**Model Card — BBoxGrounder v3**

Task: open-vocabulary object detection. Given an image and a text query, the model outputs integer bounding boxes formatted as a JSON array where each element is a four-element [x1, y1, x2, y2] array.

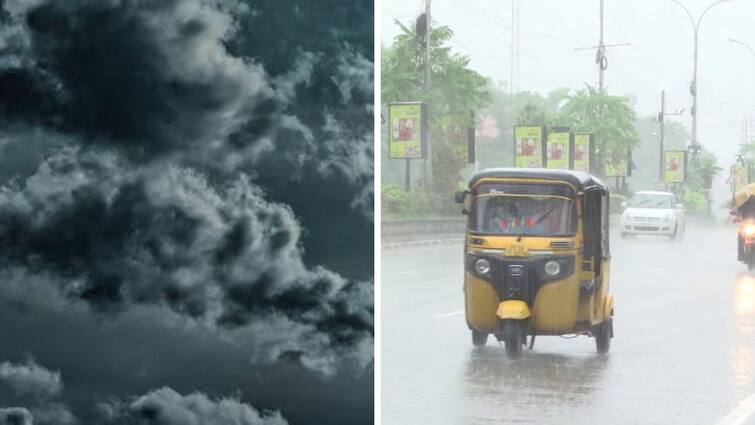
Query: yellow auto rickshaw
[[732, 183, 755, 270], [454, 168, 614, 358]]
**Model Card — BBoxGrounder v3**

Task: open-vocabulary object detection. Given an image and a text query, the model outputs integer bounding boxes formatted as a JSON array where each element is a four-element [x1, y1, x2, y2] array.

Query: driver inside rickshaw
[[486, 198, 547, 235]]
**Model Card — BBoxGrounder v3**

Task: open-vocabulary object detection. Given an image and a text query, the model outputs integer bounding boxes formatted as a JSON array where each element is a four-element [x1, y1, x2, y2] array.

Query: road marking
[[433, 310, 464, 319], [382, 271, 419, 279], [714, 393, 755, 425]]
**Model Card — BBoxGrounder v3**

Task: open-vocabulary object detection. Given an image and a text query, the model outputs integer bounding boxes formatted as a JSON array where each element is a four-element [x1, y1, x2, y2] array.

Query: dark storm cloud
[[30, 404, 77, 425], [0, 408, 33, 425], [0, 147, 372, 372], [0, 0, 373, 422], [100, 387, 288, 425], [8, 0, 278, 155], [0, 360, 62, 398]]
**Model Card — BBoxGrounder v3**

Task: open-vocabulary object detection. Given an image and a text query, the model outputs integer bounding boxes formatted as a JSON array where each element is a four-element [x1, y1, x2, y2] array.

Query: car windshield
[[472, 191, 576, 237], [629, 194, 673, 209]]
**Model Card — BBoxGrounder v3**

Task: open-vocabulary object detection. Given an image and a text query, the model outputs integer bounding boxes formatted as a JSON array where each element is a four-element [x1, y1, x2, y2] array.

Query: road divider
[[383, 238, 464, 250]]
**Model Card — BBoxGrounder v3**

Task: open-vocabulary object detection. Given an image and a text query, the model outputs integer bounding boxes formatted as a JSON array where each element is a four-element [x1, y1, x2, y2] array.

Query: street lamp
[[670, 0, 733, 156], [728, 38, 755, 61]]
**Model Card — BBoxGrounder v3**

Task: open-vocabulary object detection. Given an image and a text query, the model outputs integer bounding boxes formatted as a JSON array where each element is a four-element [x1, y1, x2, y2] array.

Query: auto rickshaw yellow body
[[456, 169, 614, 358]]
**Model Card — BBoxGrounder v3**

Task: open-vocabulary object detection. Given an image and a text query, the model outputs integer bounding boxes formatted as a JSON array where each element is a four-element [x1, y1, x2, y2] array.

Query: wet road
[[381, 222, 755, 424]]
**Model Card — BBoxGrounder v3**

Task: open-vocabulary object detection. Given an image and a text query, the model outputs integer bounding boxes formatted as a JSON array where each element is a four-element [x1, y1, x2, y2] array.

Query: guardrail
[[381, 217, 466, 237]]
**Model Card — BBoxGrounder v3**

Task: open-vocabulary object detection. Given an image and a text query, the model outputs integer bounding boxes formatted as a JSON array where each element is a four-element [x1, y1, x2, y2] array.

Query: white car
[[620, 191, 685, 239]]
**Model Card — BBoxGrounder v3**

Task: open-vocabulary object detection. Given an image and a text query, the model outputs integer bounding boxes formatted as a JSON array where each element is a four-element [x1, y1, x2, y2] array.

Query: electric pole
[[670, 0, 732, 158], [599, 0, 605, 90], [574, 0, 629, 90], [659, 90, 665, 182], [657, 92, 684, 184], [424, 0, 433, 191]]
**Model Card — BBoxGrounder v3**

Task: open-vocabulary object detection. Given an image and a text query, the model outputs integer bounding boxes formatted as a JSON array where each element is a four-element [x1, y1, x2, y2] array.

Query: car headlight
[[544, 260, 561, 276], [623, 213, 633, 221], [474, 258, 491, 275]]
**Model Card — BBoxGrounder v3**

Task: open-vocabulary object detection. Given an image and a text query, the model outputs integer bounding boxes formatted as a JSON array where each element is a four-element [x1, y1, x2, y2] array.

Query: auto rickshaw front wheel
[[501, 319, 525, 359], [472, 329, 488, 347], [594, 319, 613, 354]]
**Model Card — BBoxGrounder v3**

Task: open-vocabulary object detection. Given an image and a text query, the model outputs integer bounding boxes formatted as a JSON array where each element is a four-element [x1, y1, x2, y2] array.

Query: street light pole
[[728, 38, 755, 61], [670, 0, 732, 156]]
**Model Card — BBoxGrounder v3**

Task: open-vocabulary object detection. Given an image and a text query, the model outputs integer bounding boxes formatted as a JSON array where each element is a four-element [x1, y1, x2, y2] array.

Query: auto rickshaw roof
[[469, 168, 608, 193], [734, 183, 755, 208]]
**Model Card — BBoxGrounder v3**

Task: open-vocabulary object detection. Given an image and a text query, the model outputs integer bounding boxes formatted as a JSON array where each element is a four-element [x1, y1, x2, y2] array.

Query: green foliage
[[381, 20, 491, 197], [559, 86, 641, 173], [684, 190, 710, 215], [381, 22, 490, 116], [381, 184, 457, 218]]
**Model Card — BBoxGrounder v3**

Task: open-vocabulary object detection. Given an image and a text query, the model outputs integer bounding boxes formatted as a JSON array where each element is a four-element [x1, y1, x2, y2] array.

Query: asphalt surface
[[381, 222, 755, 425]]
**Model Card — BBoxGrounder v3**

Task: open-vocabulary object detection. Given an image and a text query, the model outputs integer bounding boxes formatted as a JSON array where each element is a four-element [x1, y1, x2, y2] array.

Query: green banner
[[546, 130, 570, 169], [573, 133, 591, 172], [514, 126, 544, 168], [388, 102, 425, 159], [663, 151, 687, 183], [604, 152, 629, 177]]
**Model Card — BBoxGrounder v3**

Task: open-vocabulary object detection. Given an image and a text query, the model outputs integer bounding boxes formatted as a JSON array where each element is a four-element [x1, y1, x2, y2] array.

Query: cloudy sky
[[0, 0, 373, 423], [382, 0, 755, 200]]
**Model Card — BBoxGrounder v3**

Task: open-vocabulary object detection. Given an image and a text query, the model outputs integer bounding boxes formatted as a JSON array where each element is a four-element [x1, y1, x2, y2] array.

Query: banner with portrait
[[388, 102, 427, 159], [573, 133, 592, 173], [604, 149, 631, 177], [545, 129, 571, 169], [514, 126, 544, 168], [663, 150, 687, 183]]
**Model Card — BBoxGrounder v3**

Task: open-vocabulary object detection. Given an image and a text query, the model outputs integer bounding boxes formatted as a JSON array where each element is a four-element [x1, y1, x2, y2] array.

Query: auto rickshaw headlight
[[474, 258, 491, 275], [744, 224, 755, 236], [544, 260, 561, 276]]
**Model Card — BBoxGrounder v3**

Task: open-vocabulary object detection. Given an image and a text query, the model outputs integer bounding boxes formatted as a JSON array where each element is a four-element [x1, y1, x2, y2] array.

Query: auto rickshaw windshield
[[471, 191, 577, 236]]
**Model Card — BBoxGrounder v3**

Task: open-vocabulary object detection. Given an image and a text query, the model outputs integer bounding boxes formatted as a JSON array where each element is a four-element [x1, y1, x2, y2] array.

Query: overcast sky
[[382, 0, 755, 195]]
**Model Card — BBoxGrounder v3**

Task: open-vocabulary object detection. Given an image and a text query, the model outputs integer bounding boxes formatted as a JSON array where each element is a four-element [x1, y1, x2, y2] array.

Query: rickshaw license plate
[[507, 246, 529, 257]]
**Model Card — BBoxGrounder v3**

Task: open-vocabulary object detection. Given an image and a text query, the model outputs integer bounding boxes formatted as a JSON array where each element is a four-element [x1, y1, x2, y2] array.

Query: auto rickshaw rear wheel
[[594, 319, 612, 354], [502, 319, 524, 359], [472, 329, 488, 347]]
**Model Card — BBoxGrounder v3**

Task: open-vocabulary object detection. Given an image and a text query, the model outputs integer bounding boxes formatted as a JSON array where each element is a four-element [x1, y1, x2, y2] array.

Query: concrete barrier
[[381, 218, 465, 238]]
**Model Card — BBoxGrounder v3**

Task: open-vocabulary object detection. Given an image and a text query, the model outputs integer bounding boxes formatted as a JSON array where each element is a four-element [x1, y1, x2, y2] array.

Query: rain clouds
[[0, 0, 373, 423]]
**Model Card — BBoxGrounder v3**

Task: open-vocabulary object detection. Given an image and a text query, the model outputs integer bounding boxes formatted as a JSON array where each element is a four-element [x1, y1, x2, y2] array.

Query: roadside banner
[[573, 133, 593, 172], [663, 150, 687, 183], [388, 102, 427, 159], [514, 126, 545, 168], [546, 128, 571, 169], [604, 149, 631, 177]]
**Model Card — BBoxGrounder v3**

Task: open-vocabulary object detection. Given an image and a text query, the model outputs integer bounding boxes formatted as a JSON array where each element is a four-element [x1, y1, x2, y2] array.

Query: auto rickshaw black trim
[[456, 168, 614, 359]]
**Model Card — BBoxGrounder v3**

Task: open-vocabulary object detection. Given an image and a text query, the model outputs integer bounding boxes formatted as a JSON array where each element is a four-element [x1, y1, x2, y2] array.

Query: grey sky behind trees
[[382, 0, 755, 204]]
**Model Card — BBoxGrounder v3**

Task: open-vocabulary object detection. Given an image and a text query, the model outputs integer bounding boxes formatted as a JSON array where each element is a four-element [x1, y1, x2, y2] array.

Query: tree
[[382, 20, 490, 195], [559, 86, 640, 175]]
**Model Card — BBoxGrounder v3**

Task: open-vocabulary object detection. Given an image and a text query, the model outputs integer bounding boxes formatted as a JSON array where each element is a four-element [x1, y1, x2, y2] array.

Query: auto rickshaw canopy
[[468, 168, 608, 194], [734, 183, 755, 209]]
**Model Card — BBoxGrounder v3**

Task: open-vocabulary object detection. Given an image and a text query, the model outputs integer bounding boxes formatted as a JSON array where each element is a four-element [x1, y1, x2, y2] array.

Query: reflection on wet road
[[382, 223, 755, 424]]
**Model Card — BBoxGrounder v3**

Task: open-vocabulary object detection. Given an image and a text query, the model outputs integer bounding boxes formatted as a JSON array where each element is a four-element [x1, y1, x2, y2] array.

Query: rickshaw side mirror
[[454, 191, 468, 204], [730, 209, 738, 216]]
